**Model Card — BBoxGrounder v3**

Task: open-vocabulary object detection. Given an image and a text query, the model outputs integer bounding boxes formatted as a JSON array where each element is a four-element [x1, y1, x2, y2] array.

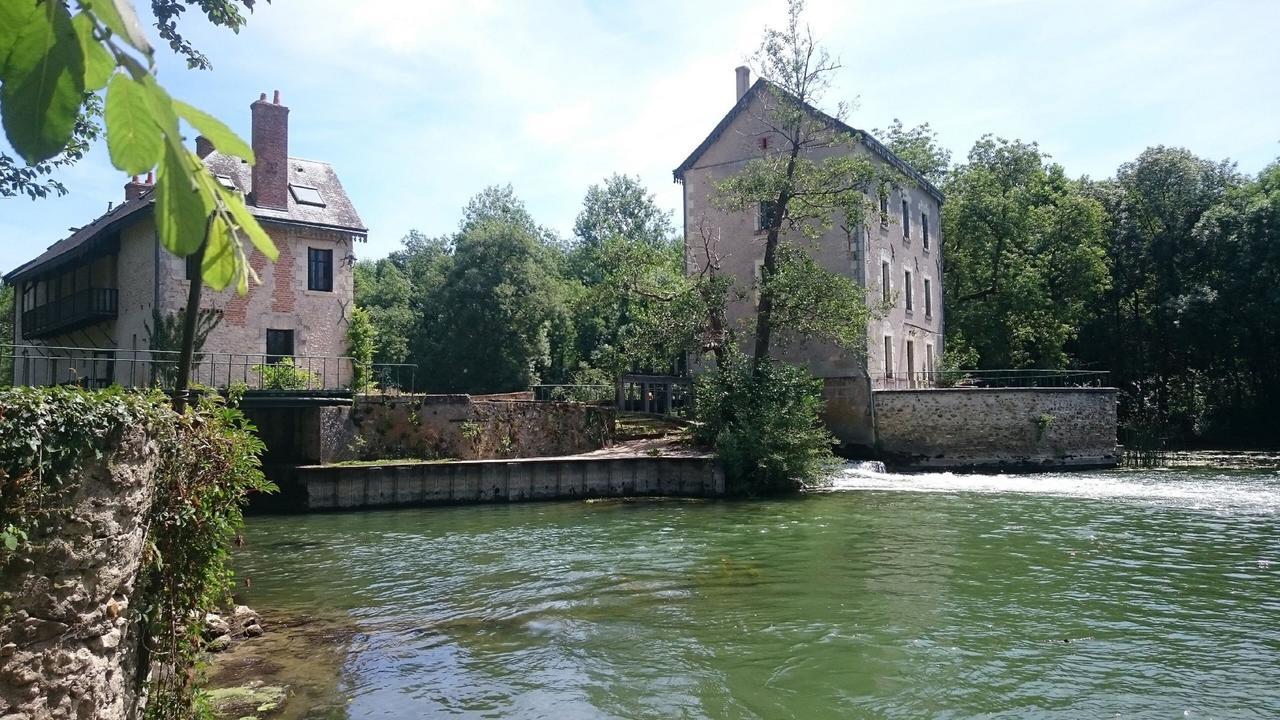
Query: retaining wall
[[0, 428, 156, 720], [269, 456, 725, 511], [243, 395, 613, 465], [873, 387, 1119, 470]]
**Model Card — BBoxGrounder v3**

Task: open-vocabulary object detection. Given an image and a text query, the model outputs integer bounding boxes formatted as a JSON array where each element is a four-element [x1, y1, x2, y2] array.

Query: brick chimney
[[735, 66, 750, 100], [195, 135, 215, 159], [124, 172, 152, 202], [249, 90, 289, 209]]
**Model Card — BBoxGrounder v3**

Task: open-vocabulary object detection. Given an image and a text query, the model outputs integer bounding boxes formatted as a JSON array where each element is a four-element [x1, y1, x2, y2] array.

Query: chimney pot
[[145, 170, 153, 184], [273, 90, 281, 104], [259, 92, 267, 102], [735, 66, 750, 100]]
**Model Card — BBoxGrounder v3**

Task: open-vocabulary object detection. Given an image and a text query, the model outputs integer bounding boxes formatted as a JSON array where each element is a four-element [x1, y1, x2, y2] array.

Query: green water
[[234, 463, 1280, 719]]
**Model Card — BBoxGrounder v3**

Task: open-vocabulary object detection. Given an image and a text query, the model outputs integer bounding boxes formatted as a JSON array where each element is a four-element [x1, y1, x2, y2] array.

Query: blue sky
[[3, 0, 1278, 274]]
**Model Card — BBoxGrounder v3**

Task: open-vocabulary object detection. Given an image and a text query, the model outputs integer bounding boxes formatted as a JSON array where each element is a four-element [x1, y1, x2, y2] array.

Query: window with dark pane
[[308, 247, 333, 292]]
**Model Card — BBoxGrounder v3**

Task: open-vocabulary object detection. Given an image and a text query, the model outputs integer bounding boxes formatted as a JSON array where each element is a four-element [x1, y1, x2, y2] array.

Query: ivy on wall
[[0, 386, 273, 719]]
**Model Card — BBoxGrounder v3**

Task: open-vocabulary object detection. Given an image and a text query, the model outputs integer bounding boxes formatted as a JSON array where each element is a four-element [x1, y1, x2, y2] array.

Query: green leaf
[[71, 12, 114, 91], [156, 144, 213, 257], [201, 214, 237, 291], [0, 0, 39, 78], [83, 0, 153, 57], [4, 533, 17, 551], [105, 73, 162, 175], [0, 2, 86, 164], [174, 99, 254, 162], [218, 184, 278, 261]]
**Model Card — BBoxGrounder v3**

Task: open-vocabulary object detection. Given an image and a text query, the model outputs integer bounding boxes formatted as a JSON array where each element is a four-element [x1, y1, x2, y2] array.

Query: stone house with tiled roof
[[675, 68, 945, 449], [4, 91, 366, 389]]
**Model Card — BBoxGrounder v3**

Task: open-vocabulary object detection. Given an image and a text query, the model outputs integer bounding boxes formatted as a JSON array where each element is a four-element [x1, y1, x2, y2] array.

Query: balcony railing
[[21, 288, 118, 339]]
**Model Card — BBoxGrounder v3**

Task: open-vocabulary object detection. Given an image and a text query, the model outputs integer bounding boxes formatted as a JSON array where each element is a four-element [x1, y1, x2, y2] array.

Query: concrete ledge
[[258, 455, 725, 511]]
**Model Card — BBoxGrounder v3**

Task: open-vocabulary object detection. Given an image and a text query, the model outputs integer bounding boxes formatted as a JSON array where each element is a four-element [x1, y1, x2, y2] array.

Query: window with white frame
[[924, 277, 932, 317], [881, 260, 891, 304], [904, 269, 914, 312]]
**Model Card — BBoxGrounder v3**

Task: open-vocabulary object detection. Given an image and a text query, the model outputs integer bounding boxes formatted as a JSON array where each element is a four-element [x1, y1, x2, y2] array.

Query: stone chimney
[[249, 90, 289, 210], [195, 135, 215, 159], [735, 66, 750, 100], [123, 172, 152, 202]]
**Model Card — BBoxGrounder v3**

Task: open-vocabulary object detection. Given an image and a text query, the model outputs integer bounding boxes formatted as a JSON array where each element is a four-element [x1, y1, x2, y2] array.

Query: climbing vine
[[0, 386, 273, 719]]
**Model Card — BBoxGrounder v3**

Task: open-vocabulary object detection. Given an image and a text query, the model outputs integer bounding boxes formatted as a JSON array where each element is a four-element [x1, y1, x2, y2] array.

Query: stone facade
[[0, 427, 158, 720], [872, 388, 1119, 470], [677, 70, 944, 447]]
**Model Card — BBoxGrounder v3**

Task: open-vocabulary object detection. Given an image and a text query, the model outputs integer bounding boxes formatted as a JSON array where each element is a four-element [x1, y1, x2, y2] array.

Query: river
[[232, 460, 1280, 719]]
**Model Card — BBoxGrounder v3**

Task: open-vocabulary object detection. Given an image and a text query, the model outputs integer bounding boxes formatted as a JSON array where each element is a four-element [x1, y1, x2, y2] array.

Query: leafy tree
[[353, 258, 416, 365], [713, 0, 890, 374], [941, 136, 1109, 368], [566, 174, 684, 377], [425, 196, 562, 393], [346, 305, 375, 392], [697, 0, 896, 492], [875, 118, 951, 184], [1076, 146, 1240, 433]]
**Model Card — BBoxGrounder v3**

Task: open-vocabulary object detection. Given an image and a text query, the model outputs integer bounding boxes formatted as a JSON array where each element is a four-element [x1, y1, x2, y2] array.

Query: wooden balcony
[[21, 288, 118, 339]]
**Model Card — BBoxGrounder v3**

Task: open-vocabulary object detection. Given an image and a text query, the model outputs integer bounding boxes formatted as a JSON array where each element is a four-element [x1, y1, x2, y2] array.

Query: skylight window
[[289, 184, 325, 207], [215, 175, 237, 190]]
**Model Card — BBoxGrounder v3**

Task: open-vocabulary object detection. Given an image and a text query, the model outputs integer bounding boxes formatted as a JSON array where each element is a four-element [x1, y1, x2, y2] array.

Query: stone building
[[674, 68, 945, 448], [4, 91, 366, 389]]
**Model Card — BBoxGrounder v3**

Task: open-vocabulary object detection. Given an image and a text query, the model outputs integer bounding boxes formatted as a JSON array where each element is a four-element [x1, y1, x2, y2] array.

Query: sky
[[3, 0, 1279, 274]]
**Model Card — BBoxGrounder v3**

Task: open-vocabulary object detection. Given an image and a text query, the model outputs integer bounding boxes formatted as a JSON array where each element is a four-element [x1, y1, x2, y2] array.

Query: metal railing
[[872, 368, 1111, 390], [531, 384, 614, 403], [618, 374, 694, 417], [3, 343, 416, 393]]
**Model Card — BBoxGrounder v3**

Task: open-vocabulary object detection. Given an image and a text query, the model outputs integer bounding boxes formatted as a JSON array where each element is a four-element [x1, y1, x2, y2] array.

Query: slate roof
[[5, 152, 366, 284], [673, 78, 945, 203]]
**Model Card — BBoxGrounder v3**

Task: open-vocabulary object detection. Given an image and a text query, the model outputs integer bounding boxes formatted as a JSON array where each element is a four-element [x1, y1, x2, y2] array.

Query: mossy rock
[[207, 680, 288, 718]]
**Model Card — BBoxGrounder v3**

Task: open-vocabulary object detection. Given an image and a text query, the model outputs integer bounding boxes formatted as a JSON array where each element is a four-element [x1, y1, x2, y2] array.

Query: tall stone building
[[5, 91, 366, 389], [674, 68, 944, 448]]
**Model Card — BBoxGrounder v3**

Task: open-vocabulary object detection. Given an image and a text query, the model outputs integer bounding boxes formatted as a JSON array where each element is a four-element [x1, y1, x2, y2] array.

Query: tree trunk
[[171, 241, 207, 413]]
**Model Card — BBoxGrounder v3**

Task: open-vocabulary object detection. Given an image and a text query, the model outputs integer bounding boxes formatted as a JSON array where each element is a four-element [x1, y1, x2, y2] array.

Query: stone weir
[[257, 455, 726, 512]]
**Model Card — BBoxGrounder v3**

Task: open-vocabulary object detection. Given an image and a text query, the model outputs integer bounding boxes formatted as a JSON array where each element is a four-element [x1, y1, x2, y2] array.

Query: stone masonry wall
[[345, 396, 614, 462], [0, 427, 158, 720], [873, 388, 1118, 470]]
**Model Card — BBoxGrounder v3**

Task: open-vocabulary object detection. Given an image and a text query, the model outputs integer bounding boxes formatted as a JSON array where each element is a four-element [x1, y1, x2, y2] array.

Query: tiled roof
[[672, 78, 945, 203], [5, 153, 366, 283], [203, 151, 367, 234]]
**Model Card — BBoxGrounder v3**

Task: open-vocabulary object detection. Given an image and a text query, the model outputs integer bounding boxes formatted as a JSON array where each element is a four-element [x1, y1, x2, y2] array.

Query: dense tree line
[[880, 123, 1280, 446]]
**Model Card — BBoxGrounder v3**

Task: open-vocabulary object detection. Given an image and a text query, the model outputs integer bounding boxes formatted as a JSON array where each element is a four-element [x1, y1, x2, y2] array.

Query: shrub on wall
[[0, 386, 273, 719]]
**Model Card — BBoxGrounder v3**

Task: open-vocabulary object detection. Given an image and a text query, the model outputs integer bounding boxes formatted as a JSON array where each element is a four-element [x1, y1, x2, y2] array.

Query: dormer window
[[290, 184, 325, 207]]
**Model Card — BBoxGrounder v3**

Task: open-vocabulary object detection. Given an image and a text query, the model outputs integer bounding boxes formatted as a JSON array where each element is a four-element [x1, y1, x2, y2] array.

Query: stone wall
[[0, 428, 157, 720], [346, 395, 613, 462], [872, 388, 1119, 470], [242, 395, 614, 466]]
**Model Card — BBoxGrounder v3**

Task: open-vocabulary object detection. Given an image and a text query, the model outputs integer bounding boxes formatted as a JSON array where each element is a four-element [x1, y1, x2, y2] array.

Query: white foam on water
[[828, 463, 1280, 514]]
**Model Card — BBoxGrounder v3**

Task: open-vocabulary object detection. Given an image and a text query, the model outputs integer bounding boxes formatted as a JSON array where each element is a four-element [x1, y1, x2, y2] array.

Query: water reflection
[[233, 465, 1280, 719]]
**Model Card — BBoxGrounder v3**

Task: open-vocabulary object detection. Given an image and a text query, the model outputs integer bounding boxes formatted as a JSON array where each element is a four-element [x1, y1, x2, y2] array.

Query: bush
[[693, 349, 838, 494], [251, 358, 317, 390]]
